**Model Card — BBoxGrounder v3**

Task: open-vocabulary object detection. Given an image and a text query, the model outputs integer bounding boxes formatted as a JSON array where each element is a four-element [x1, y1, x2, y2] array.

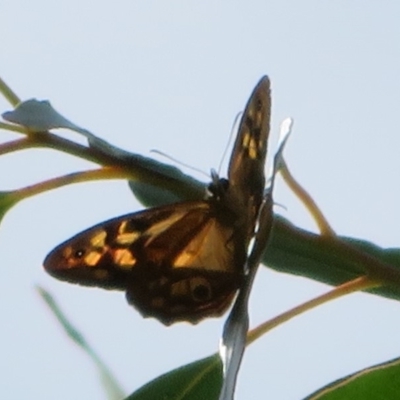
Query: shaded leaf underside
[[127, 162, 400, 303]]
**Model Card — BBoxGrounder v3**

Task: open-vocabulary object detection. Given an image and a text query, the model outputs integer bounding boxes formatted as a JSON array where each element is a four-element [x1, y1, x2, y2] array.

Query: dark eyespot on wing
[[125, 269, 242, 325]]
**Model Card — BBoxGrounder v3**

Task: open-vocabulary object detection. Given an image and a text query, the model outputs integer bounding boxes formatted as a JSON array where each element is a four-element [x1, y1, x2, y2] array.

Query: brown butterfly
[[43, 77, 271, 325]]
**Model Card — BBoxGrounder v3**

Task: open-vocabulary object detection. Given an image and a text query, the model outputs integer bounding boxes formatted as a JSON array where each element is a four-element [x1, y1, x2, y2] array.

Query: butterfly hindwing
[[43, 76, 272, 325]]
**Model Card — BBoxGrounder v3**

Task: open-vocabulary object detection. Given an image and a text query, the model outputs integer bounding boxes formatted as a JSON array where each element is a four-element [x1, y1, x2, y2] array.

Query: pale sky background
[[1, 2, 400, 400]]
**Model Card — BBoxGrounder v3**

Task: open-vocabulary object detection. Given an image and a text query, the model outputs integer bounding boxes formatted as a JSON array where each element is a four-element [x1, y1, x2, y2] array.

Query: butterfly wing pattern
[[43, 76, 271, 325]]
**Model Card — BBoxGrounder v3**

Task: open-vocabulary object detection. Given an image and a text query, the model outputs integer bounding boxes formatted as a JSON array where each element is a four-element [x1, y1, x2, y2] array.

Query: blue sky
[[1, 2, 400, 399]]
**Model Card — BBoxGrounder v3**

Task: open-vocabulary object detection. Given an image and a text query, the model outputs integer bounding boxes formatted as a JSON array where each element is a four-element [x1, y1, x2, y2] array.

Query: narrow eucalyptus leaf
[[125, 355, 222, 400], [0, 191, 18, 226], [128, 160, 205, 207], [305, 356, 400, 400], [37, 287, 125, 400], [2, 99, 87, 132], [266, 217, 400, 301], [136, 154, 400, 303], [2, 99, 165, 161]]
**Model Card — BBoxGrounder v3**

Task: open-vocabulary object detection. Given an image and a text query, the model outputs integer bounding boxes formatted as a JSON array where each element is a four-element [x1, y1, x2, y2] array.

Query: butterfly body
[[44, 76, 271, 325]]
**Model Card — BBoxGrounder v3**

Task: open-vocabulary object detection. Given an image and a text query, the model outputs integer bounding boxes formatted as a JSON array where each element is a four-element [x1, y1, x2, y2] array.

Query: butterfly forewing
[[221, 76, 271, 263], [44, 76, 272, 325], [44, 201, 242, 324], [228, 77, 270, 201]]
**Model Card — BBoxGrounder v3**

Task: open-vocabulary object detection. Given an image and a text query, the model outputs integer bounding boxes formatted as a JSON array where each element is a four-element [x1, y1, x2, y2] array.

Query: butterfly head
[[206, 169, 230, 201]]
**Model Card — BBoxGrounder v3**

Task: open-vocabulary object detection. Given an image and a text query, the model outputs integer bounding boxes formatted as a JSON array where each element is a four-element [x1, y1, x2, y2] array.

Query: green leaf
[[37, 287, 125, 400], [125, 354, 222, 400], [4, 97, 398, 304], [127, 160, 400, 302], [2, 99, 127, 155], [2, 99, 90, 133], [267, 216, 400, 301], [305, 356, 400, 400], [0, 191, 18, 226], [3, 97, 399, 304], [127, 160, 205, 207]]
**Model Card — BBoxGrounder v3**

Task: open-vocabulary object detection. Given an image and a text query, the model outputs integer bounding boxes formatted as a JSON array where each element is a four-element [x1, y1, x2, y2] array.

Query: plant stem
[[279, 158, 336, 237], [0, 76, 20, 106], [12, 167, 129, 202], [0, 122, 27, 134], [247, 276, 380, 345]]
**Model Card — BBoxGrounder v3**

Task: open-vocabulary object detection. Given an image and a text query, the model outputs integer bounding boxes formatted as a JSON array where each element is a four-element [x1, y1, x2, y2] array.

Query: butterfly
[[43, 76, 271, 325]]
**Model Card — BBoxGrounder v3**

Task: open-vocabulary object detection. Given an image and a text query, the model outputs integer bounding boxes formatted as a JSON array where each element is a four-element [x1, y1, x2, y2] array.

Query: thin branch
[[0, 131, 204, 201], [279, 158, 336, 237], [0, 76, 20, 106], [12, 167, 130, 202], [0, 137, 33, 156], [247, 275, 380, 345], [0, 132, 128, 167], [0, 121, 27, 134]]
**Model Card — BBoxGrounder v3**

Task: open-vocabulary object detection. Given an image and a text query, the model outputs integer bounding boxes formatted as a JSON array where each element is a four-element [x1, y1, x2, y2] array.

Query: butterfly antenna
[[151, 149, 209, 178], [217, 111, 243, 174]]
